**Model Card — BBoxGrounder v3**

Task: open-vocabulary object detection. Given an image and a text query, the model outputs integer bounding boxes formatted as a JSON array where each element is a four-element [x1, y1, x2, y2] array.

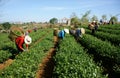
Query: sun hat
[[53, 28, 58, 30], [64, 28, 69, 34], [24, 35, 32, 44], [77, 28, 81, 30], [81, 28, 85, 34]]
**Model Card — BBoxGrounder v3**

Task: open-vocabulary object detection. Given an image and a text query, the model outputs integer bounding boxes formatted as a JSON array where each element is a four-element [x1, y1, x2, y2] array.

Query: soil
[[36, 36, 58, 78], [0, 59, 13, 70], [36, 48, 56, 78]]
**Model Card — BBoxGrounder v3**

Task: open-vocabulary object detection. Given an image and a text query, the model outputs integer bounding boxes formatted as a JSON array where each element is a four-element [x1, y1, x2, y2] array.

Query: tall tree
[[2, 22, 11, 30], [70, 12, 78, 18], [102, 14, 107, 22], [70, 12, 81, 27], [109, 16, 118, 24], [71, 17, 80, 25], [91, 15, 98, 22], [109, 14, 120, 24], [49, 18, 58, 24], [81, 10, 91, 24]]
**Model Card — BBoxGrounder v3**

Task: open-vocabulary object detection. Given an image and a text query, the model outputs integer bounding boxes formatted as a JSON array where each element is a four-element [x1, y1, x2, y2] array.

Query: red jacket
[[15, 36, 28, 51]]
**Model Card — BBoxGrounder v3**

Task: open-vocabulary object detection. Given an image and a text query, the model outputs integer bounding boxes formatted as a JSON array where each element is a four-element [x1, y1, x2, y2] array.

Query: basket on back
[[8, 26, 24, 42]]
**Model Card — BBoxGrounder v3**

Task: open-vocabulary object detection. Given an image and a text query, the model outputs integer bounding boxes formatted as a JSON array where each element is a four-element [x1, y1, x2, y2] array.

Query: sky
[[0, 0, 120, 23]]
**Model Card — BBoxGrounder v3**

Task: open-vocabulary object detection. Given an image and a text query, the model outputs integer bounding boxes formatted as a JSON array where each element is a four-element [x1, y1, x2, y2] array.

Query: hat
[[24, 35, 32, 44], [64, 28, 69, 34], [81, 28, 85, 34], [53, 28, 58, 30], [77, 28, 81, 30]]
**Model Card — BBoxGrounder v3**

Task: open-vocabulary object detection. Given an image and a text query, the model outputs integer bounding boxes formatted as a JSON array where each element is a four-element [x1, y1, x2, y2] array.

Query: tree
[[2, 22, 11, 30], [109, 16, 118, 24], [49, 18, 58, 24], [91, 15, 98, 22], [81, 10, 91, 24], [102, 14, 107, 22], [70, 12, 81, 27], [109, 14, 120, 24], [71, 17, 80, 27], [70, 12, 77, 18]]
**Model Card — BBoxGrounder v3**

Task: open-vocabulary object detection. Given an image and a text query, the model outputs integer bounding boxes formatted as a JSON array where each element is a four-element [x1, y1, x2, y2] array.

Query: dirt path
[[0, 59, 13, 70], [36, 48, 56, 78], [36, 36, 59, 78]]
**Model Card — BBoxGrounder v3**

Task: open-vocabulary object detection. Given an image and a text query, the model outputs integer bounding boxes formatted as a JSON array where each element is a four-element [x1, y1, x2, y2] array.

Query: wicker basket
[[8, 26, 24, 42]]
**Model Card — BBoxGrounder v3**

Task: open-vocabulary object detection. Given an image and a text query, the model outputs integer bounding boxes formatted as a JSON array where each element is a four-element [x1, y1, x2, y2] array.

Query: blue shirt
[[76, 29, 81, 37], [58, 30, 65, 39]]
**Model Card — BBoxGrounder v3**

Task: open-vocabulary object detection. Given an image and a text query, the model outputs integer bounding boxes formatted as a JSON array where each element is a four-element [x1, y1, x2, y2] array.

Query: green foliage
[[99, 24, 120, 30], [85, 29, 120, 46], [49, 18, 58, 24], [79, 34, 120, 64], [0, 24, 120, 77], [97, 27, 120, 35], [109, 16, 118, 23], [70, 12, 81, 26], [91, 15, 98, 22], [0, 33, 16, 63], [71, 17, 81, 27], [0, 33, 10, 48], [0, 29, 53, 78], [80, 10, 91, 24], [0, 50, 12, 63], [53, 35, 107, 78], [2, 22, 11, 30]]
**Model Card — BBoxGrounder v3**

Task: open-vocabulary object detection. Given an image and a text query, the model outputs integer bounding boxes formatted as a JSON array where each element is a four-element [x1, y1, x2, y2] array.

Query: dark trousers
[[92, 29, 95, 34]]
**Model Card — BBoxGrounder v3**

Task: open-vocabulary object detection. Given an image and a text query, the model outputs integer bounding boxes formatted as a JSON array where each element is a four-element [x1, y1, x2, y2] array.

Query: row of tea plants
[[0, 29, 50, 63], [0, 29, 54, 77], [53, 34, 107, 78]]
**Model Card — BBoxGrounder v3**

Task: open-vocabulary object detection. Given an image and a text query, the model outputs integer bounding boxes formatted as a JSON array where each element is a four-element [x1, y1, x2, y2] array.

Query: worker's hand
[[23, 49, 26, 51], [26, 49, 29, 51], [23, 48, 29, 52]]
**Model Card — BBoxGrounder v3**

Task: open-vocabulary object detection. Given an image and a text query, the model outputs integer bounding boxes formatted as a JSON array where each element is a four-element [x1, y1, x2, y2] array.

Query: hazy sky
[[0, 0, 120, 23]]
